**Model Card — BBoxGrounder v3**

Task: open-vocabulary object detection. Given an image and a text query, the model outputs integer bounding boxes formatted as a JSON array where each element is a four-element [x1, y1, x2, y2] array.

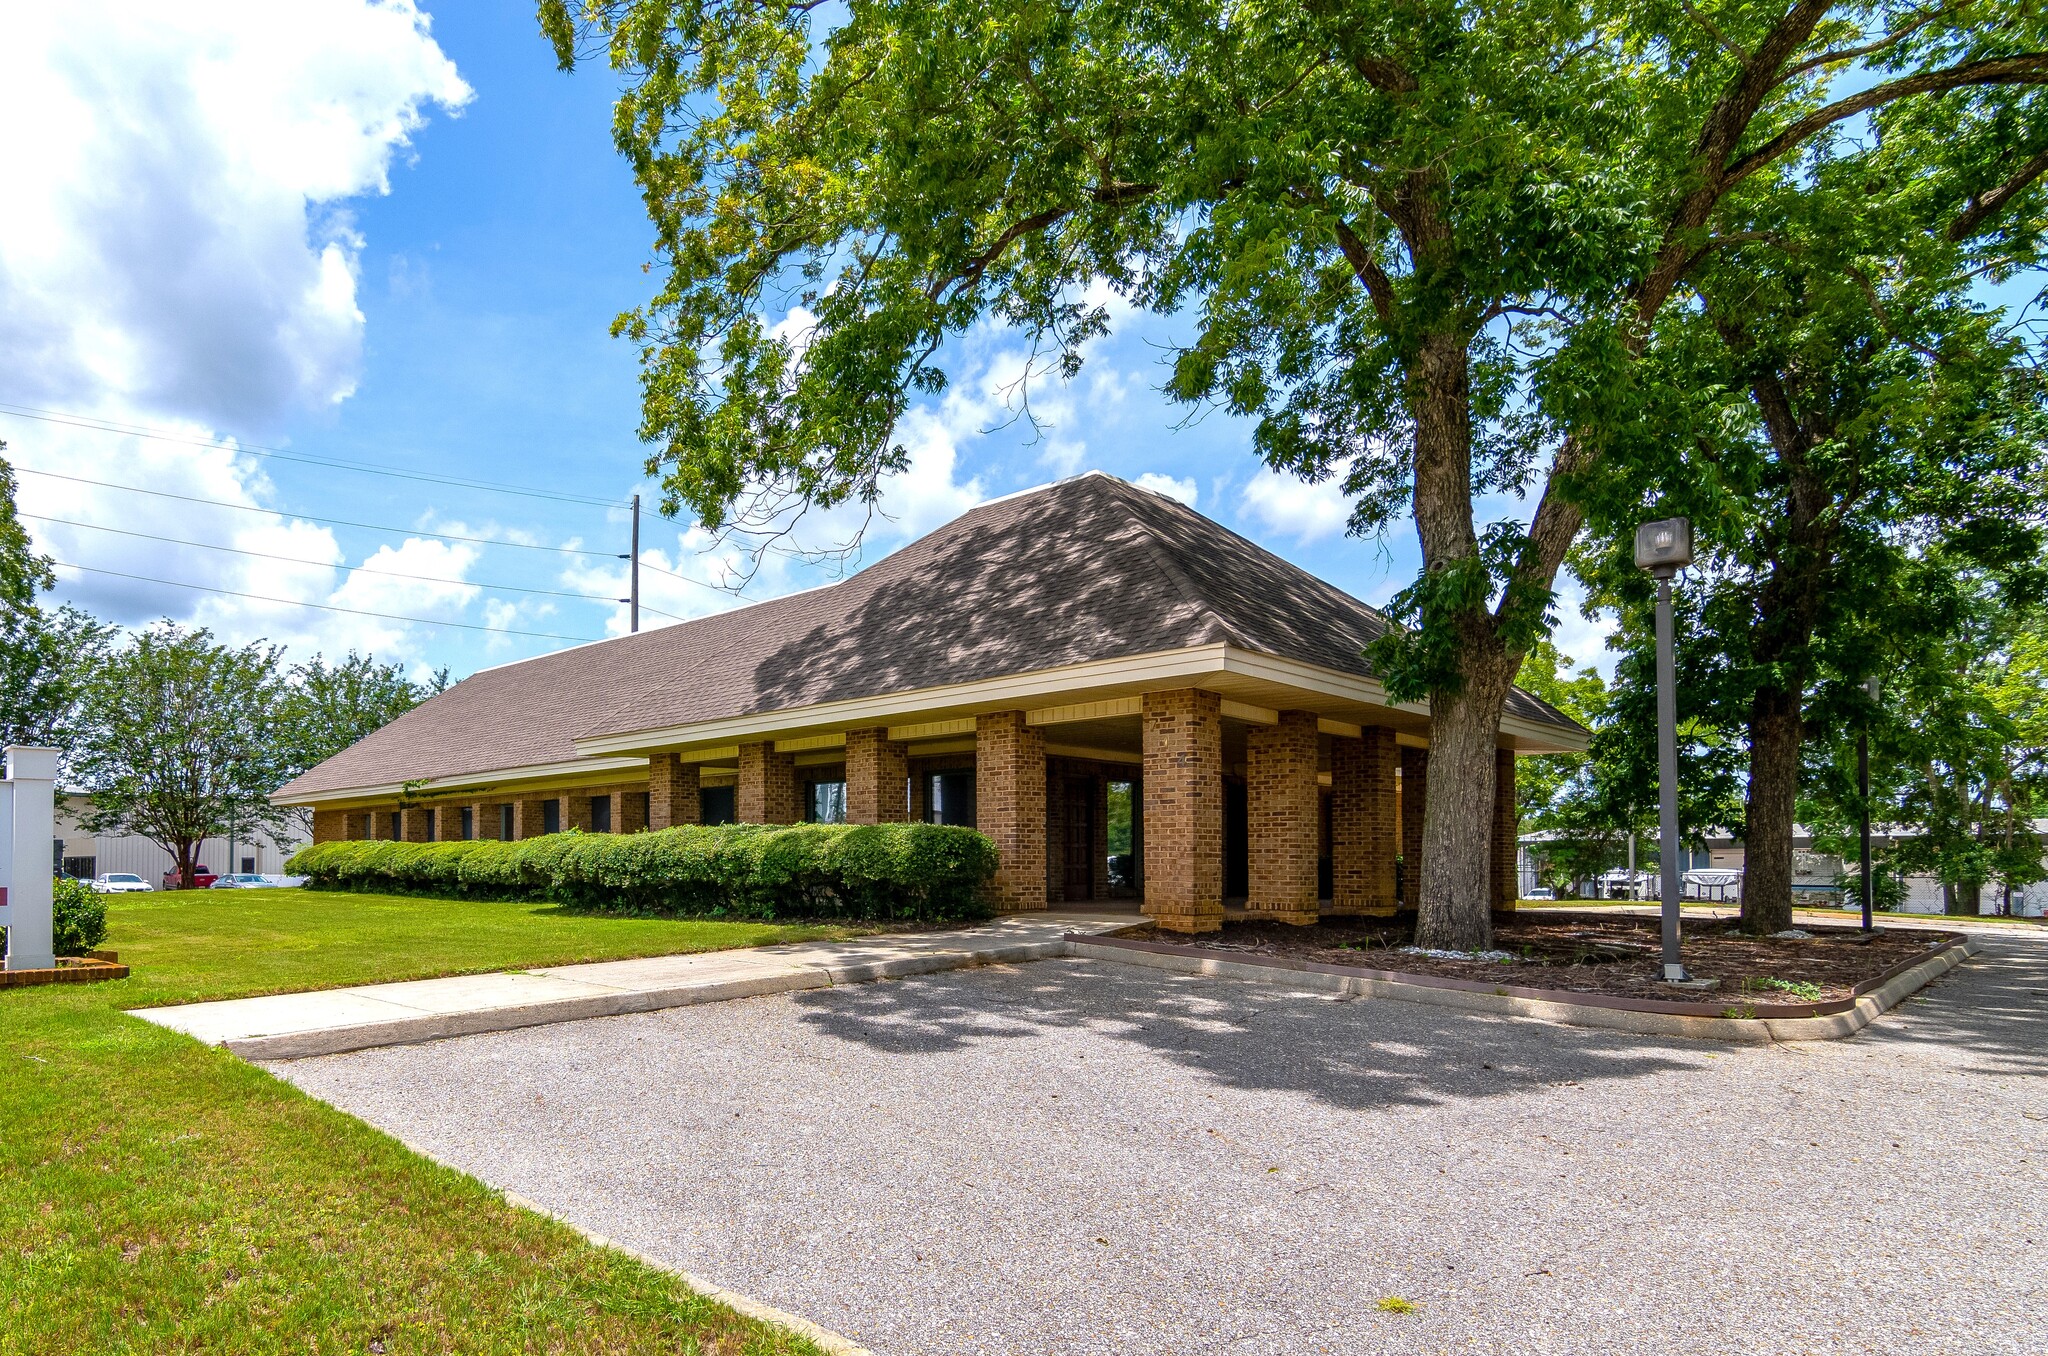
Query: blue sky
[[0, 1, 1611, 682]]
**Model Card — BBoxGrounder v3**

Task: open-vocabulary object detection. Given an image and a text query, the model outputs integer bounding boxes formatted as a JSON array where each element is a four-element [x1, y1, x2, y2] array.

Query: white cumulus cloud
[[1134, 473, 1197, 507], [1238, 467, 1355, 544]]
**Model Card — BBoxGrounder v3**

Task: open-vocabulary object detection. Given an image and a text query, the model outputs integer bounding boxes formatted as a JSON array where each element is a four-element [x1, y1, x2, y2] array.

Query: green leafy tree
[[1574, 115, 2048, 931], [72, 624, 288, 889], [545, 0, 2048, 947]]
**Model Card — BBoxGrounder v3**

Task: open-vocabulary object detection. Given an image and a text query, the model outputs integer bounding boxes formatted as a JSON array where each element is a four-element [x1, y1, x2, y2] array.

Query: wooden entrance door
[[1063, 778, 1095, 902]]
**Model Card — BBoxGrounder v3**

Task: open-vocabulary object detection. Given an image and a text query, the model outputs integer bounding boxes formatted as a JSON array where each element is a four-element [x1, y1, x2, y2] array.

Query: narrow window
[[500, 804, 515, 840], [389, 811, 401, 840], [542, 799, 561, 835], [590, 794, 612, 832], [461, 806, 475, 841], [1107, 780, 1135, 890], [240, 855, 256, 874]]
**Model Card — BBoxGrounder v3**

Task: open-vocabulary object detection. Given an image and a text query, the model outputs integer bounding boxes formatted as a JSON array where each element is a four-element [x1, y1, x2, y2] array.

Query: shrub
[[286, 822, 999, 924], [54, 876, 109, 956]]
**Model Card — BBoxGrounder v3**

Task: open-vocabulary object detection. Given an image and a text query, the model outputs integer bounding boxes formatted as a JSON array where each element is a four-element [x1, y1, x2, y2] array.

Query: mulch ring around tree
[[1119, 912, 1953, 1005]]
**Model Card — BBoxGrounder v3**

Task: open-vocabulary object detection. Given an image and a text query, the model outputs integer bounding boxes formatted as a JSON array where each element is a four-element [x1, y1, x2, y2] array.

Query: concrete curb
[[498, 1186, 873, 1355], [1063, 936, 1981, 1044], [220, 937, 1080, 1061]]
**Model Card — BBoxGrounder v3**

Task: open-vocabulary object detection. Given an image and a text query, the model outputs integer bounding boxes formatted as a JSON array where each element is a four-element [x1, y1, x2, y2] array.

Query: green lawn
[[1, 889, 874, 1355]]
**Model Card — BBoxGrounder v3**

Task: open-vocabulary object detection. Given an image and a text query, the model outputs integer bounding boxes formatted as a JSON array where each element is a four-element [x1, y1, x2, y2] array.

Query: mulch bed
[[1118, 912, 1953, 1004]]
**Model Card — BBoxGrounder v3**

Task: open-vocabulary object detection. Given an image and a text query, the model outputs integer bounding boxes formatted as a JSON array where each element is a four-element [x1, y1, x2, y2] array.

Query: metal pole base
[[1663, 962, 1693, 984]]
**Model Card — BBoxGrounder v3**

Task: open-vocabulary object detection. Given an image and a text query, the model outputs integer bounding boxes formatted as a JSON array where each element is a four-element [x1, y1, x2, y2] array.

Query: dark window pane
[[700, 785, 736, 826], [500, 804, 515, 839], [461, 806, 475, 841], [542, 799, 561, 834], [809, 781, 847, 824], [929, 771, 975, 827], [590, 795, 612, 832]]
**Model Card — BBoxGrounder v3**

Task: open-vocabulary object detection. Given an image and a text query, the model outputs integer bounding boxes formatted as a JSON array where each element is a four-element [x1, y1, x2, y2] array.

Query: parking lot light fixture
[[1635, 517, 1693, 983]]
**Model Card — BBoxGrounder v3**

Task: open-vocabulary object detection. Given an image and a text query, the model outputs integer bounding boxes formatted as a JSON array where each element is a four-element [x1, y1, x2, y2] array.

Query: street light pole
[[1636, 517, 1694, 984], [618, 493, 642, 634], [1860, 675, 1879, 932]]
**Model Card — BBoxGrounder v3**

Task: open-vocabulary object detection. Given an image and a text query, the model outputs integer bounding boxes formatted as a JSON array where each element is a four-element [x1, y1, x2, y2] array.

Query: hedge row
[[285, 822, 999, 923]]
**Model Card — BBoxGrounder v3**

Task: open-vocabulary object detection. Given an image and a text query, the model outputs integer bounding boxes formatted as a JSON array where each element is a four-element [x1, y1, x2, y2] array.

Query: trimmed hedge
[[285, 822, 998, 923]]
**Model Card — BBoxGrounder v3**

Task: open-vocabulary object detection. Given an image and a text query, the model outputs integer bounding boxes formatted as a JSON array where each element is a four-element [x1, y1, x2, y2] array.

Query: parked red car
[[162, 866, 218, 890]]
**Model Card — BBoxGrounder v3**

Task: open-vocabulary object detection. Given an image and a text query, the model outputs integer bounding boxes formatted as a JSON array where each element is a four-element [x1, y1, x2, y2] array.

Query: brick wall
[[620, 788, 650, 834], [1245, 710, 1320, 925], [514, 798, 551, 840], [846, 727, 910, 824], [1330, 726, 1400, 915], [311, 808, 348, 843], [649, 752, 701, 830], [471, 802, 502, 840], [976, 711, 1047, 911], [1400, 745, 1428, 906], [400, 805, 433, 843], [1493, 747, 1518, 911], [1141, 688, 1224, 932], [738, 741, 801, 824]]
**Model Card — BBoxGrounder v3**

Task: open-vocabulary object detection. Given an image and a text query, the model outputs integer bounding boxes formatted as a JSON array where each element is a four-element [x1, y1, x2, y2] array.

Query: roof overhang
[[273, 754, 652, 809], [571, 643, 1589, 760]]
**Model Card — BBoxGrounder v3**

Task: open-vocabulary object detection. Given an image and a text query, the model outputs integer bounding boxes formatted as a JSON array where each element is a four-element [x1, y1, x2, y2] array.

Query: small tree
[[73, 624, 288, 889]]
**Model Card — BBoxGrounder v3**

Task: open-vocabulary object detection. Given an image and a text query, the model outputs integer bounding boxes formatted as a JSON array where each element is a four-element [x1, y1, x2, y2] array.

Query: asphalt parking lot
[[277, 938, 2048, 1356]]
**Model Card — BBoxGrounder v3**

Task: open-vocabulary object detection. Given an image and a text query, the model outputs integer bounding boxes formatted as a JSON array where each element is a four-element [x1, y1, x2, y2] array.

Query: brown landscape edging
[[1062, 932, 1981, 1044], [0, 955, 131, 989]]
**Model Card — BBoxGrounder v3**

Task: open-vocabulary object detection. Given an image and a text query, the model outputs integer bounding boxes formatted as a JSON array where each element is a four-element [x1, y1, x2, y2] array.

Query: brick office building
[[276, 473, 1586, 932]]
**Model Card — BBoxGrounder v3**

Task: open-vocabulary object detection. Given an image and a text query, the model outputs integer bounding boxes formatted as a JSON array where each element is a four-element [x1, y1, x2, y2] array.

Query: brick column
[[514, 798, 550, 840], [976, 711, 1047, 911], [1330, 727, 1399, 915], [648, 752, 700, 830], [737, 741, 800, 824], [845, 727, 910, 824], [1246, 710, 1320, 925], [1400, 745, 1428, 907], [400, 805, 433, 842], [471, 802, 501, 841], [1141, 689, 1224, 932], [1493, 747, 1519, 912], [620, 788, 650, 833]]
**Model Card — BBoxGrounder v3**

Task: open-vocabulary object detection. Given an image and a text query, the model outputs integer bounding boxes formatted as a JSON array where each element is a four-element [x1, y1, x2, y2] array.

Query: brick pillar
[[400, 805, 433, 842], [845, 727, 910, 824], [565, 792, 594, 833], [976, 711, 1047, 911], [1400, 745, 1428, 907], [621, 788, 650, 834], [514, 798, 549, 840], [1493, 747, 1519, 912], [648, 752, 701, 830], [1246, 710, 1320, 925], [1330, 727, 1400, 915], [1141, 689, 1224, 933], [472, 802, 501, 841], [737, 741, 800, 824], [311, 809, 347, 843]]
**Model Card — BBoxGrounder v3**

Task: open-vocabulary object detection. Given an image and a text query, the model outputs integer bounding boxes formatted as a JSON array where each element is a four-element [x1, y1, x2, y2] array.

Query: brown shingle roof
[[277, 473, 1581, 798]]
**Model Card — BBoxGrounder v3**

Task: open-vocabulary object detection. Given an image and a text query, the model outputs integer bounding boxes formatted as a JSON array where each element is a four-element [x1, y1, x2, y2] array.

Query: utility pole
[[619, 493, 641, 633]]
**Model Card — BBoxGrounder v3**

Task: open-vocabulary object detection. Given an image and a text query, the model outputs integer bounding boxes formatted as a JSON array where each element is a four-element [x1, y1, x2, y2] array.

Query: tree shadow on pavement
[[789, 956, 1717, 1113], [1846, 937, 2048, 1078]]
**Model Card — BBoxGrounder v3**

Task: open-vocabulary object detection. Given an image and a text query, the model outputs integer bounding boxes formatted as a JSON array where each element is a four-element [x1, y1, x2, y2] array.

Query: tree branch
[[1775, 2, 1965, 86], [1727, 56, 2048, 187], [1948, 145, 2048, 240]]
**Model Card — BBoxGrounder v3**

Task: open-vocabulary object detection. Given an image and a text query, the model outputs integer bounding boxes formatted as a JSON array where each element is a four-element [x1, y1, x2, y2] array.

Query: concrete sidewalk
[[132, 912, 1139, 1060]]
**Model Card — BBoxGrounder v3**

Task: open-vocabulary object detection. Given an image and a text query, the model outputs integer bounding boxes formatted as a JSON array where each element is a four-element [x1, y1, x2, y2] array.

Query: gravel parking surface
[[276, 937, 2048, 1356]]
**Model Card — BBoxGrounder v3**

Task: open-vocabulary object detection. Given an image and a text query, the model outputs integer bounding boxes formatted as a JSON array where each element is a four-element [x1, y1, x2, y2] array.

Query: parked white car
[[90, 872, 153, 894], [208, 873, 270, 889]]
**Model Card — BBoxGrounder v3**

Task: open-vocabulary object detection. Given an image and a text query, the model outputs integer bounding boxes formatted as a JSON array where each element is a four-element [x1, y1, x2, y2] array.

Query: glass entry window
[[808, 780, 847, 824], [590, 794, 612, 832], [927, 771, 975, 827]]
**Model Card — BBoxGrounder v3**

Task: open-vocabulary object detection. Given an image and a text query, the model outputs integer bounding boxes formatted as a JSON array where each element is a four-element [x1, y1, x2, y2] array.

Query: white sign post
[[0, 746, 59, 972]]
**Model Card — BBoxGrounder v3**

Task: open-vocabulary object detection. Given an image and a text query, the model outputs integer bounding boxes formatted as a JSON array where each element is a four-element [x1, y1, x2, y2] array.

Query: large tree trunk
[[1740, 685, 1803, 934], [1946, 879, 1981, 916], [1415, 659, 1517, 951], [176, 840, 197, 890]]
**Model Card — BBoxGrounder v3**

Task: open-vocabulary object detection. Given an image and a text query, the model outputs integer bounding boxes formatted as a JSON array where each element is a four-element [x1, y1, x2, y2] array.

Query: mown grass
[[1, 889, 865, 1355]]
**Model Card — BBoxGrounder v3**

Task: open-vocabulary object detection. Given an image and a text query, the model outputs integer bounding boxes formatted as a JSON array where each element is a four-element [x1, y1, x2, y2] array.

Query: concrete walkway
[[132, 912, 1139, 1060]]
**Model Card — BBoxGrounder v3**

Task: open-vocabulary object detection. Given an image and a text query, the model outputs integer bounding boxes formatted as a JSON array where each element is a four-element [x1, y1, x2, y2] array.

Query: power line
[[50, 560, 604, 643], [11, 466, 620, 558], [21, 514, 631, 605], [0, 402, 626, 507]]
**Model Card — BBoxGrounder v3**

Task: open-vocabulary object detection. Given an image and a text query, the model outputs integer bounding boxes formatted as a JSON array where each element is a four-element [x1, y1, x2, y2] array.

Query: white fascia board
[[271, 754, 653, 807]]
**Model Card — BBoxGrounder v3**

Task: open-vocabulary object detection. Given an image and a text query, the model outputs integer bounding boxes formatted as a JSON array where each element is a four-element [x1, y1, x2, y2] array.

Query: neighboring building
[[276, 474, 1588, 932], [1519, 824, 2048, 917], [56, 793, 307, 885]]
